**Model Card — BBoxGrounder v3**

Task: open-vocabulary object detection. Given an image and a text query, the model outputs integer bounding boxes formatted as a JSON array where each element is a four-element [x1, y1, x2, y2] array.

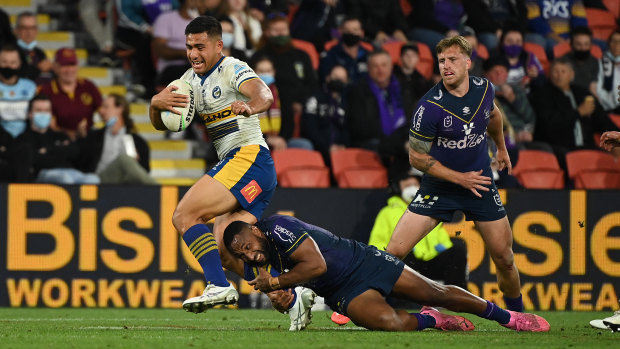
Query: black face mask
[[327, 79, 346, 93], [268, 35, 291, 47], [0, 67, 18, 79], [341, 33, 361, 47], [573, 49, 590, 61]]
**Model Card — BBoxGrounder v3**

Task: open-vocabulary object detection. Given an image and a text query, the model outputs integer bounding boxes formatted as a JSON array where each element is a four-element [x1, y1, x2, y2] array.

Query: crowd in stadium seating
[[1, 0, 620, 189]]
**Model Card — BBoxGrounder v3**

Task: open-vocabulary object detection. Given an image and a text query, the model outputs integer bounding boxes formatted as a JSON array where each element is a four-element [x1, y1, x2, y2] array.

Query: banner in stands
[[0, 184, 618, 311]]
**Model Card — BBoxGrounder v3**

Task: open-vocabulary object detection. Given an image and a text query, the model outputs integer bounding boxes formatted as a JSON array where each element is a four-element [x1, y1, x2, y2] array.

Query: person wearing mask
[[0, 43, 37, 182], [216, 0, 262, 57], [219, 16, 248, 61], [13, 11, 52, 83], [494, 25, 545, 92], [251, 55, 285, 150], [596, 30, 620, 113], [561, 26, 599, 94]]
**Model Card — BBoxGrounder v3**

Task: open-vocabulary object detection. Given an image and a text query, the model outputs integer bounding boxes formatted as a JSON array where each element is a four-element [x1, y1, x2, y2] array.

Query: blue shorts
[[324, 246, 405, 316], [408, 180, 506, 222], [207, 144, 276, 219]]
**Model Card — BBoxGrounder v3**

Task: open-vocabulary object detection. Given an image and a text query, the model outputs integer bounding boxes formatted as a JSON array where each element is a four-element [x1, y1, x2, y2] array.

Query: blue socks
[[183, 224, 230, 287], [503, 294, 524, 312], [480, 301, 511, 325], [243, 263, 297, 309], [412, 313, 436, 330]]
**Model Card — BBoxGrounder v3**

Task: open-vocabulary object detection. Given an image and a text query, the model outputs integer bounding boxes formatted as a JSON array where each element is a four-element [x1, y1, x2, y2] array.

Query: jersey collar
[[198, 55, 226, 85]]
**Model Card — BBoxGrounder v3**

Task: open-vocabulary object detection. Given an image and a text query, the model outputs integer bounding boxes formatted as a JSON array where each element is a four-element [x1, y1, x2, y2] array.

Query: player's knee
[[490, 249, 515, 271], [172, 206, 193, 235]]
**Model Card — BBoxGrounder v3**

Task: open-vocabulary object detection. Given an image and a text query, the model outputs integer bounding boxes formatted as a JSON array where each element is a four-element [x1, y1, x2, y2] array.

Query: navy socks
[[183, 224, 230, 287], [480, 301, 511, 325], [503, 294, 524, 312]]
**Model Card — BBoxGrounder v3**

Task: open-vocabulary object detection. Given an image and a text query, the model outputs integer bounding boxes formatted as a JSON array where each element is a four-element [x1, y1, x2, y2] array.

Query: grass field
[[0, 308, 617, 349]]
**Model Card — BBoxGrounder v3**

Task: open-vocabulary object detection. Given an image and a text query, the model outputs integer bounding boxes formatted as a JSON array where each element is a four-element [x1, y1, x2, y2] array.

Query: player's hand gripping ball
[[160, 79, 195, 132]]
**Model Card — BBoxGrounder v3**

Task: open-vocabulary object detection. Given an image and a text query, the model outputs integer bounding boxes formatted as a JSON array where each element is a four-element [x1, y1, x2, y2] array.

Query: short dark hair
[[608, 29, 620, 45], [28, 93, 50, 112], [223, 221, 252, 251], [367, 49, 391, 63], [185, 15, 222, 39], [570, 26, 593, 42], [400, 43, 419, 56], [551, 56, 574, 71]]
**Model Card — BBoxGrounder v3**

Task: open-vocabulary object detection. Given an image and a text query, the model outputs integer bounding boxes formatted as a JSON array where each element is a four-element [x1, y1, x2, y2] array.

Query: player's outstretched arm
[[149, 85, 190, 131], [232, 78, 274, 117], [409, 136, 491, 198], [486, 104, 512, 174]]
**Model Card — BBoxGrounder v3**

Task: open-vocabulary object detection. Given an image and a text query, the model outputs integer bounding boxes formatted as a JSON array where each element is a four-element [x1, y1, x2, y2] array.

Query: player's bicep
[[238, 78, 272, 103], [288, 237, 327, 276], [409, 135, 432, 154]]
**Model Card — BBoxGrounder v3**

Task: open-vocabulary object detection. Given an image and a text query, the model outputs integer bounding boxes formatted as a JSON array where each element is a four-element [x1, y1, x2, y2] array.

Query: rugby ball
[[160, 79, 195, 132]]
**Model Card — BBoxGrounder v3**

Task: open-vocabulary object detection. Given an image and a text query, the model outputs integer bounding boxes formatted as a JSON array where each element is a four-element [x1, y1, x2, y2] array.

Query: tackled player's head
[[185, 16, 223, 75], [224, 221, 271, 267], [436, 36, 472, 89]]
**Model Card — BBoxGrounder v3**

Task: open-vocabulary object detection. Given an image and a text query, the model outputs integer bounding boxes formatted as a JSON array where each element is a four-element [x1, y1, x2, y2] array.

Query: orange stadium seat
[[565, 150, 620, 189], [477, 43, 489, 60], [291, 39, 319, 70], [586, 8, 618, 41], [272, 149, 330, 188], [512, 150, 565, 189], [524, 42, 549, 75], [381, 41, 434, 80], [603, 0, 620, 18], [553, 41, 603, 59], [330, 148, 387, 188]]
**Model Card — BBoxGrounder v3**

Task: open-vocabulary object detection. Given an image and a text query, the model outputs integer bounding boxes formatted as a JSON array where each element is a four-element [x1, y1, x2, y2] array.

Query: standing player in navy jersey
[[223, 215, 549, 332], [385, 35, 525, 313]]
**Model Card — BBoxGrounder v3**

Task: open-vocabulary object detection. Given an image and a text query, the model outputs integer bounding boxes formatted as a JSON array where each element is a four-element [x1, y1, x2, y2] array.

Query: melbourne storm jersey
[[181, 56, 268, 159], [256, 215, 368, 296], [409, 76, 495, 188]]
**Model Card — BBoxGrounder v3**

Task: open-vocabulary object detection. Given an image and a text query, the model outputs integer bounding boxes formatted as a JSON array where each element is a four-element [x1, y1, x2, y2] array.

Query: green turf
[[0, 308, 617, 349]]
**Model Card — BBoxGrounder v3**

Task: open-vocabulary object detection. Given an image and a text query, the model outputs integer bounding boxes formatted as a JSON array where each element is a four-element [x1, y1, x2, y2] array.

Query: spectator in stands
[[14, 11, 52, 83], [0, 8, 16, 48], [596, 29, 620, 113], [153, 0, 199, 87], [216, 0, 262, 57], [38, 48, 102, 141], [251, 55, 284, 151], [530, 58, 617, 171], [79, 0, 117, 67], [346, 50, 413, 167], [247, 0, 289, 22], [494, 24, 545, 92], [290, 0, 341, 54], [0, 43, 36, 182], [461, 26, 486, 78], [407, 0, 464, 55], [219, 16, 248, 61], [345, 0, 407, 47], [26, 94, 99, 184], [562, 26, 599, 93], [462, 0, 528, 52], [252, 13, 318, 144], [393, 42, 432, 105], [77, 93, 156, 184], [525, 0, 589, 59], [302, 64, 350, 164], [368, 165, 468, 289], [200, 0, 224, 16], [318, 16, 371, 83]]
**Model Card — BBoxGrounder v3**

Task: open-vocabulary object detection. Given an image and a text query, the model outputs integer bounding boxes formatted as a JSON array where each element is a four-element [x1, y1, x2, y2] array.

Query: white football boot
[[182, 283, 239, 313], [287, 287, 316, 331], [590, 310, 620, 332]]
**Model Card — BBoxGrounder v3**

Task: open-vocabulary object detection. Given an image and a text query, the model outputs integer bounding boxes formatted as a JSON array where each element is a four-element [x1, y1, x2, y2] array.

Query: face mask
[[327, 79, 345, 93], [222, 32, 234, 49], [401, 185, 419, 203], [258, 73, 275, 86], [268, 35, 291, 47], [573, 49, 590, 61], [1, 120, 26, 138], [341, 33, 361, 47], [0, 67, 19, 79], [106, 116, 117, 128], [33, 112, 52, 129], [504, 44, 523, 58], [17, 39, 37, 51]]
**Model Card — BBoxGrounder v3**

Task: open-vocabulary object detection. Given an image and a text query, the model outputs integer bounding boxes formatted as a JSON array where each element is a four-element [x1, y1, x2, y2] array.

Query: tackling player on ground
[[148, 16, 314, 330], [385, 35, 526, 312]]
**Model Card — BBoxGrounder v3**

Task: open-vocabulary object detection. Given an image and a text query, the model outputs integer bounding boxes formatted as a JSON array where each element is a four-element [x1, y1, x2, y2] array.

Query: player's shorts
[[408, 180, 506, 222], [207, 144, 276, 219], [324, 246, 405, 316]]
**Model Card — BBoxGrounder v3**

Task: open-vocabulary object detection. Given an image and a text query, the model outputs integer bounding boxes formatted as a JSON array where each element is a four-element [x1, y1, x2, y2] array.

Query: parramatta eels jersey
[[181, 56, 268, 159], [409, 76, 495, 188]]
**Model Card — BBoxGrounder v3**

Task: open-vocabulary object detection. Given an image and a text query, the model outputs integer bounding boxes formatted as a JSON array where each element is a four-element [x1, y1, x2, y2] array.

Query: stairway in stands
[[6, 0, 204, 186]]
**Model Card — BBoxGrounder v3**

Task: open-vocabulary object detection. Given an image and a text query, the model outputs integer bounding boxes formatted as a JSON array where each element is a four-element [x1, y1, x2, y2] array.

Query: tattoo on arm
[[420, 156, 437, 173], [409, 137, 432, 154]]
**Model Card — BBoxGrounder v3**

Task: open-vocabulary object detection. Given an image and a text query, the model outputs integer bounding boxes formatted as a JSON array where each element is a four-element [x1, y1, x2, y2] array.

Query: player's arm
[[486, 102, 512, 174], [148, 85, 190, 131], [231, 78, 274, 117], [409, 137, 491, 198]]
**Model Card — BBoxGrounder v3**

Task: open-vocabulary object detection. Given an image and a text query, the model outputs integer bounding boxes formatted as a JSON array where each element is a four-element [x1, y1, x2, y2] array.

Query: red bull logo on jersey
[[241, 180, 262, 203]]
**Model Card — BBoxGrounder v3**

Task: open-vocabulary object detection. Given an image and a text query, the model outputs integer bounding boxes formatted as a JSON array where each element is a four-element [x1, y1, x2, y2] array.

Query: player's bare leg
[[386, 210, 438, 259]]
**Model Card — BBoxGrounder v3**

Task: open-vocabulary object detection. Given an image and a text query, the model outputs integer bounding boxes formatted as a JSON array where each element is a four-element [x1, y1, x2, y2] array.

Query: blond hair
[[436, 35, 472, 57]]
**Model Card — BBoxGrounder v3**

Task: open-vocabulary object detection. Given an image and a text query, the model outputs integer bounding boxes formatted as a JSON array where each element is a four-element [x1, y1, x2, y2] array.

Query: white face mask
[[401, 185, 419, 203]]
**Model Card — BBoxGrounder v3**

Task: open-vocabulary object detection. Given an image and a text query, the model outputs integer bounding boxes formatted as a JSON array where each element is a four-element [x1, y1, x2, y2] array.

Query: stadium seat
[[272, 149, 330, 188], [609, 113, 620, 129], [381, 41, 434, 80], [324, 39, 374, 52], [291, 39, 320, 70], [585, 8, 618, 41], [565, 150, 620, 189], [512, 150, 564, 189], [552, 41, 603, 59], [603, 0, 620, 18], [330, 148, 387, 188], [477, 43, 489, 60], [523, 42, 549, 74]]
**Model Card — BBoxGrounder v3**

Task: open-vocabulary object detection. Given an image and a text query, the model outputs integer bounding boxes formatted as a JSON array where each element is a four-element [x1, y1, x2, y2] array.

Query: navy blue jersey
[[409, 77, 495, 188], [256, 215, 369, 296]]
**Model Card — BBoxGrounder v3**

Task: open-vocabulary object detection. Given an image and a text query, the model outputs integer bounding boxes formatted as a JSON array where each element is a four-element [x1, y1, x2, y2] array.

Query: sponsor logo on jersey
[[273, 224, 296, 243], [412, 106, 424, 131], [241, 179, 262, 203], [463, 122, 475, 135], [443, 115, 452, 128], [436, 133, 485, 149], [234, 64, 244, 74], [234, 69, 253, 83], [472, 77, 484, 86], [212, 86, 221, 98], [410, 194, 439, 209], [484, 108, 490, 119], [433, 89, 443, 100], [462, 106, 471, 115], [200, 107, 236, 124]]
